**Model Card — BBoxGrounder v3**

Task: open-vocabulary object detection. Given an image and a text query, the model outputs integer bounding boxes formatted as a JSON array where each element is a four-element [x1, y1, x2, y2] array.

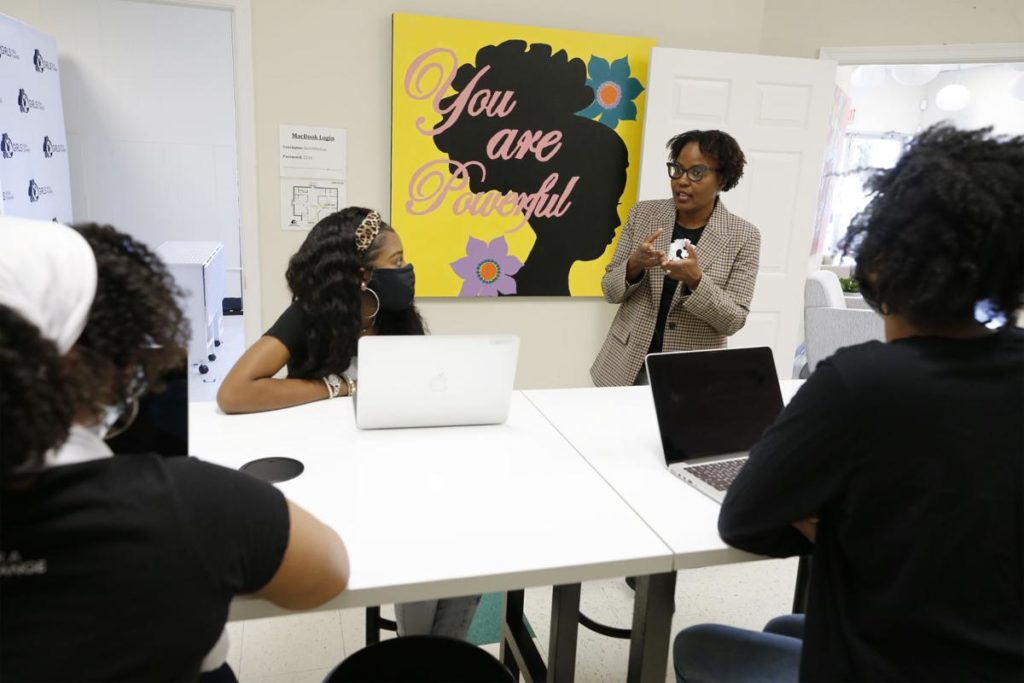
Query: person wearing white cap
[[0, 217, 350, 683]]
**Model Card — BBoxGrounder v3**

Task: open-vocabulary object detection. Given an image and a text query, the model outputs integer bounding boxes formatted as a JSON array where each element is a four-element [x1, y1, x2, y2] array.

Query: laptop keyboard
[[684, 458, 747, 492]]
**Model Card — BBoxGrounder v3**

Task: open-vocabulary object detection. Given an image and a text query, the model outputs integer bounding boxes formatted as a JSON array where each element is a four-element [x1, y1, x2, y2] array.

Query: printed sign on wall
[[0, 14, 73, 223], [391, 14, 653, 296], [279, 124, 347, 231]]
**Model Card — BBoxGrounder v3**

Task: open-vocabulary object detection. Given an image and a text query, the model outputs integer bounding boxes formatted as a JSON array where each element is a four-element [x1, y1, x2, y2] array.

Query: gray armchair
[[804, 271, 885, 372]]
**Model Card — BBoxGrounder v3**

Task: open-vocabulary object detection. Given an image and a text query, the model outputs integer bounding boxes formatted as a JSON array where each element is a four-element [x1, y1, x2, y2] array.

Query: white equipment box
[[157, 241, 225, 374]]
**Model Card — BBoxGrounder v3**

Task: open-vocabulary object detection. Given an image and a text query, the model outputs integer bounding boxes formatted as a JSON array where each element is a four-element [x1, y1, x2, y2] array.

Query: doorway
[[813, 44, 1024, 272]]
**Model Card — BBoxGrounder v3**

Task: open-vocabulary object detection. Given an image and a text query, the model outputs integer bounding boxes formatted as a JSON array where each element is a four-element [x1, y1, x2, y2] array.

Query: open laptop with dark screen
[[646, 347, 783, 503]]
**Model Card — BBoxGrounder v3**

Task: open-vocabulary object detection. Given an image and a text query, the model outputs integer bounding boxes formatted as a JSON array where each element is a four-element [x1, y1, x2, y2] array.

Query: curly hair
[[70, 224, 189, 421], [840, 124, 1024, 326], [0, 305, 72, 482], [284, 207, 425, 379], [667, 130, 746, 192]]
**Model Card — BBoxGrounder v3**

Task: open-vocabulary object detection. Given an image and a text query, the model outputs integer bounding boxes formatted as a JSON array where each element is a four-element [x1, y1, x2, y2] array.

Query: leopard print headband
[[354, 211, 382, 253]]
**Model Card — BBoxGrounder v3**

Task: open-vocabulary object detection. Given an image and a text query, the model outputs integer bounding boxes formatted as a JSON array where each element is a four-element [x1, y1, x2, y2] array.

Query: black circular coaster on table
[[240, 457, 304, 483]]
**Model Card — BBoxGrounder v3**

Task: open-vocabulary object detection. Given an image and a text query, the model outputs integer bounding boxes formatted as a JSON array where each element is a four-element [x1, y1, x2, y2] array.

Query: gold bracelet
[[342, 375, 357, 397]]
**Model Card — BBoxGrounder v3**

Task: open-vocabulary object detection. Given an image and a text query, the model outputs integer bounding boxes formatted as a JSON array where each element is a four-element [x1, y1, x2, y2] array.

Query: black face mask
[[368, 264, 415, 311]]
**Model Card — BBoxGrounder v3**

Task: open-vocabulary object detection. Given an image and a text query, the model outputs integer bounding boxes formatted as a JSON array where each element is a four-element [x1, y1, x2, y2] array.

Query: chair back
[[803, 270, 886, 372], [805, 270, 847, 309], [324, 635, 514, 683]]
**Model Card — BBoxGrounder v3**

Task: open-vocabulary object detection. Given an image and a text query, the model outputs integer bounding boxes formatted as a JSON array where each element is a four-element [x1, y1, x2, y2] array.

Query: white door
[[638, 47, 836, 379]]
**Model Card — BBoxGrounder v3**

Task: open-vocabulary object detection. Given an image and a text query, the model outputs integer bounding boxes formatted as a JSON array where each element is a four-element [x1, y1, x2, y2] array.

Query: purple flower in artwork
[[450, 236, 523, 297]]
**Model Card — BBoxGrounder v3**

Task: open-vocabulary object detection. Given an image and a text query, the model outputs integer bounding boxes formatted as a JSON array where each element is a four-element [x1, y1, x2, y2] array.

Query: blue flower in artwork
[[577, 55, 645, 129]]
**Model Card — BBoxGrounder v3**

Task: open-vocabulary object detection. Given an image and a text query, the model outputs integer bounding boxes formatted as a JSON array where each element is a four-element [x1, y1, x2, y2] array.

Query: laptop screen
[[646, 347, 784, 464]]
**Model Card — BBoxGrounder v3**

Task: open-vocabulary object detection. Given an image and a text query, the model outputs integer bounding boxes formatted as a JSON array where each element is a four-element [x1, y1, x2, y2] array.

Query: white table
[[523, 381, 804, 570], [189, 393, 675, 682]]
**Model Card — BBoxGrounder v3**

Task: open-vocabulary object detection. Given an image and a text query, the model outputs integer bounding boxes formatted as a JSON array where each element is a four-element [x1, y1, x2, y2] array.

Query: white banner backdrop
[[0, 13, 72, 223]]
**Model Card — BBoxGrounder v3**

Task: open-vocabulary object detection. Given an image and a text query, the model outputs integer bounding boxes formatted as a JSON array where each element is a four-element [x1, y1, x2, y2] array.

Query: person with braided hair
[[672, 124, 1024, 682]]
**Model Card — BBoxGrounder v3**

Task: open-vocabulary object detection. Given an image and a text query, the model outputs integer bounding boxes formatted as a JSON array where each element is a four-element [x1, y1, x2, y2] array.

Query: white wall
[[760, 0, 1024, 58], [0, 0, 243, 297]]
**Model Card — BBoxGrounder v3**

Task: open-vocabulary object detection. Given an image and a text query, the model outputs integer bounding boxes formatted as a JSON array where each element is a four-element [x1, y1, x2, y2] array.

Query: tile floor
[[227, 557, 799, 682]]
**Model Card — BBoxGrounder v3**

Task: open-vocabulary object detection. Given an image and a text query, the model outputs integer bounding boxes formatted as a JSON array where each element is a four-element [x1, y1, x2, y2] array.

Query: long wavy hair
[[284, 207, 425, 379]]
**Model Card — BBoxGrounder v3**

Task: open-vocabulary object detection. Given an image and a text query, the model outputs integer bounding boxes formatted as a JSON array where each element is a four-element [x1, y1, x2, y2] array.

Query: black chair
[[324, 635, 514, 683]]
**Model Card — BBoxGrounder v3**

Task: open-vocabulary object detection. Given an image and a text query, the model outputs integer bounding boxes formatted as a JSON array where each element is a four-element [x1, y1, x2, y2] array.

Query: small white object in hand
[[669, 238, 691, 261]]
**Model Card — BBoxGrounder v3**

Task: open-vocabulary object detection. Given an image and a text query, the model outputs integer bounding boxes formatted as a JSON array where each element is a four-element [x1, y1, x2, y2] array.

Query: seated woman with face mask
[[0, 219, 350, 683], [218, 207, 424, 412], [218, 207, 481, 641]]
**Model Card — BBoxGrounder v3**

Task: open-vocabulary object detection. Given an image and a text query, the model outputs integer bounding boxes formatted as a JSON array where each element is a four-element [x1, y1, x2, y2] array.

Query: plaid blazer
[[590, 198, 761, 387]]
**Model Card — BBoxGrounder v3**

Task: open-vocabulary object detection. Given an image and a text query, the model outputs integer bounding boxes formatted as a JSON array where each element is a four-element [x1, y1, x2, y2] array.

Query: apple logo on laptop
[[428, 372, 448, 393]]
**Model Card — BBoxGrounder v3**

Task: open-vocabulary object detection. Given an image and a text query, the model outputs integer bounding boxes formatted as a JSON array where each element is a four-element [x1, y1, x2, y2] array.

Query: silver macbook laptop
[[355, 335, 519, 429], [646, 347, 783, 503]]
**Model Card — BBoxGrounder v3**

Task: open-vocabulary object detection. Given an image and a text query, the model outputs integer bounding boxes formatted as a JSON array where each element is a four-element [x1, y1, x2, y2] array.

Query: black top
[[720, 327, 1024, 682], [648, 225, 704, 354], [266, 301, 311, 377], [1, 455, 290, 682]]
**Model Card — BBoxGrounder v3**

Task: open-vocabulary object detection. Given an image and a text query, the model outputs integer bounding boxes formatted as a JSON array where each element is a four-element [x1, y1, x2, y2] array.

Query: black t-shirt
[[1, 455, 290, 682], [266, 301, 312, 378], [648, 225, 704, 354], [720, 327, 1024, 682]]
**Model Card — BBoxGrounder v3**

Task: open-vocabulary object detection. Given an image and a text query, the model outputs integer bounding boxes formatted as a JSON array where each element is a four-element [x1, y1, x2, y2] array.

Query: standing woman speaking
[[591, 130, 761, 386]]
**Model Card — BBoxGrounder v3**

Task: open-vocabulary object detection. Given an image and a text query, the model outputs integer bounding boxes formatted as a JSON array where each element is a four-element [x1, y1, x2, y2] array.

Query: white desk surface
[[189, 393, 673, 620], [523, 380, 805, 571]]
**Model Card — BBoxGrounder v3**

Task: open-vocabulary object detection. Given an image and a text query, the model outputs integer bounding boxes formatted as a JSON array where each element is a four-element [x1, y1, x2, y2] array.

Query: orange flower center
[[477, 260, 499, 283], [597, 81, 622, 108]]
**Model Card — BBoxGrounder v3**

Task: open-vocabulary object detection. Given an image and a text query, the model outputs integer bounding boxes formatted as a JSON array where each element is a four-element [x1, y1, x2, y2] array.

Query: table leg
[[547, 583, 581, 682], [627, 572, 677, 683], [365, 606, 380, 645], [792, 555, 812, 614], [500, 590, 524, 680]]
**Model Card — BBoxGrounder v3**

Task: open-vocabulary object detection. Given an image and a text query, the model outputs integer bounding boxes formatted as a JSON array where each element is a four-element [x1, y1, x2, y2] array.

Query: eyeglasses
[[666, 162, 717, 182]]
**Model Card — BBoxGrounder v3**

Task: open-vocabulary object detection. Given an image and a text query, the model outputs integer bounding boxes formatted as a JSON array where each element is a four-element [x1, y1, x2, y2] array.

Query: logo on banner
[[42, 136, 66, 158], [17, 89, 45, 113], [28, 179, 53, 203], [33, 49, 58, 73], [0, 45, 19, 61], [1, 133, 31, 158]]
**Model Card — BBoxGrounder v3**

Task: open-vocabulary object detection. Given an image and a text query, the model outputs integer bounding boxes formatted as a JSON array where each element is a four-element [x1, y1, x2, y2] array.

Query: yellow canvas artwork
[[391, 13, 654, 297]]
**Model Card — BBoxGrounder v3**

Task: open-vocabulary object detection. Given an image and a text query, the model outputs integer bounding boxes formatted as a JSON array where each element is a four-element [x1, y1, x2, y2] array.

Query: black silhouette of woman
[[434, 40, 629, 296]]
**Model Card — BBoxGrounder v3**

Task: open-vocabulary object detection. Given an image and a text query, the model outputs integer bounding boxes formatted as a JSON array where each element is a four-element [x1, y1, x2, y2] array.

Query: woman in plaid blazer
[[591, 130, 761, 387]]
